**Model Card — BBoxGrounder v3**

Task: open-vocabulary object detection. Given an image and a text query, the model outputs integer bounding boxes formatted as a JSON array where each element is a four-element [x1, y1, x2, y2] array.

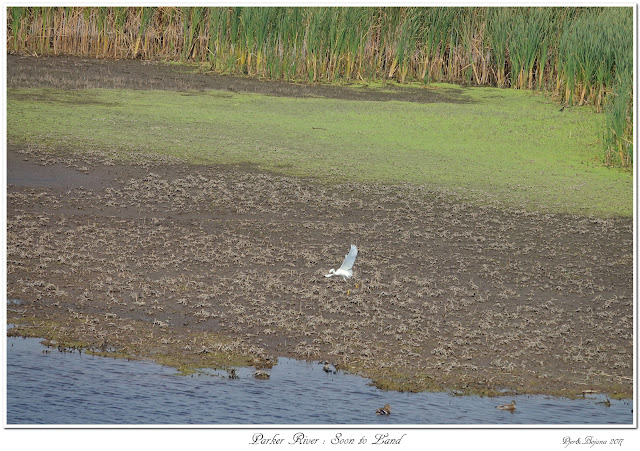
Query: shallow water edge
[[6, 334, 633, 425]]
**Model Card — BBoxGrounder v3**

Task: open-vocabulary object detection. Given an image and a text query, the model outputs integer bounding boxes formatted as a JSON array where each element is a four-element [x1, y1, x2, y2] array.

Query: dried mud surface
[[6, 56, 633, 397], [6, 54, 471, 103]]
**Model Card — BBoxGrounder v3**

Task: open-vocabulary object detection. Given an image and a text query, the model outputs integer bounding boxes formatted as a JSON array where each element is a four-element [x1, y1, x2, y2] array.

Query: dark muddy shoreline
[[7, 54, 471, 104], [6, 55, 633, 397]]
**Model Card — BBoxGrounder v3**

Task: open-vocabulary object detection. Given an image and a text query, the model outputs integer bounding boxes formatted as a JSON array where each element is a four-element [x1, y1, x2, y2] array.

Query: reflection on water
[[6, 336, 633, 425]]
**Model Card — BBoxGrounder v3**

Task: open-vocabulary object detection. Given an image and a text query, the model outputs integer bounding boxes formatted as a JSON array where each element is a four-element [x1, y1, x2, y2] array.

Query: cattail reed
[[6, 6, 633, 167]]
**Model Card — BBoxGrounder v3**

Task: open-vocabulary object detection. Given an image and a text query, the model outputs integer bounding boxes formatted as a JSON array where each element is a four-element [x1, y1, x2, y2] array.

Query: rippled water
[[6, 336, 633, 425]]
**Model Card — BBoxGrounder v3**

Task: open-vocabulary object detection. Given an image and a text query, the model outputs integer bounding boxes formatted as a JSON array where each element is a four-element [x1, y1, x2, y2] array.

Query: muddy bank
[[6, 55, 633, 397], [6, 145, 633, 397], [6, 54, 471, 104]]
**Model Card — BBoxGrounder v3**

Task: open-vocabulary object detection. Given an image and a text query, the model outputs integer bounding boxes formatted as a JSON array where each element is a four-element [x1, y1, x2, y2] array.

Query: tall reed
[[6, 6, 633, 167]]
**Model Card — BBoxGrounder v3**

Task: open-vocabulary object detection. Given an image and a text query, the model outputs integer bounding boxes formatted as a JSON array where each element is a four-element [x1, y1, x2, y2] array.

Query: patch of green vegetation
[[341, 360, 443, 394], [336, 358, 632, 398], [7, 316, 266, 376], [8, 317, 91, 351], [7, 83, 631, 216], [608, 390, 629, 401]]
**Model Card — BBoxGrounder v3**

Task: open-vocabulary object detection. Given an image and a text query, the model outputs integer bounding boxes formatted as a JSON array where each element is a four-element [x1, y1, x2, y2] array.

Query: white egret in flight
[[325, 244, 358, 280]]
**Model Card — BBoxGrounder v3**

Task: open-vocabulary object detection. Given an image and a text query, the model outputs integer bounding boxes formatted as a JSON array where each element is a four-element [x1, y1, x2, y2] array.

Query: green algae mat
[[7, 81, 631, 217]]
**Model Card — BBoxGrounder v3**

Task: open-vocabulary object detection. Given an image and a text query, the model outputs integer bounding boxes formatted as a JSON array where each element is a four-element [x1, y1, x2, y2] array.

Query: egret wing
[[339, 245, 358, 271]]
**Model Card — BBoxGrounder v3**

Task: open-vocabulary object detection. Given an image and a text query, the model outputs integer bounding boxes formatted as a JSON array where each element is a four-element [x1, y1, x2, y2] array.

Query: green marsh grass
[[7, 83, 630, 216], [7, 6, 633, 167]]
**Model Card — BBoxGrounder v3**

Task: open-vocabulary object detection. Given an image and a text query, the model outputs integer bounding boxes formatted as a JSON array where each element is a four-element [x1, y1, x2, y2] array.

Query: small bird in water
[[376, 404, 392, 415], [496, 400, 516, 411], [322, 361, 334, 374], [325, 244, 358, 281], [228, 368, 238, 379]]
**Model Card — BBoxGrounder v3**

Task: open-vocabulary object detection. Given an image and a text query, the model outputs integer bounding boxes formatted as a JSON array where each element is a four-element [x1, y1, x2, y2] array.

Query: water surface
[[6, 336, 633, 425]]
